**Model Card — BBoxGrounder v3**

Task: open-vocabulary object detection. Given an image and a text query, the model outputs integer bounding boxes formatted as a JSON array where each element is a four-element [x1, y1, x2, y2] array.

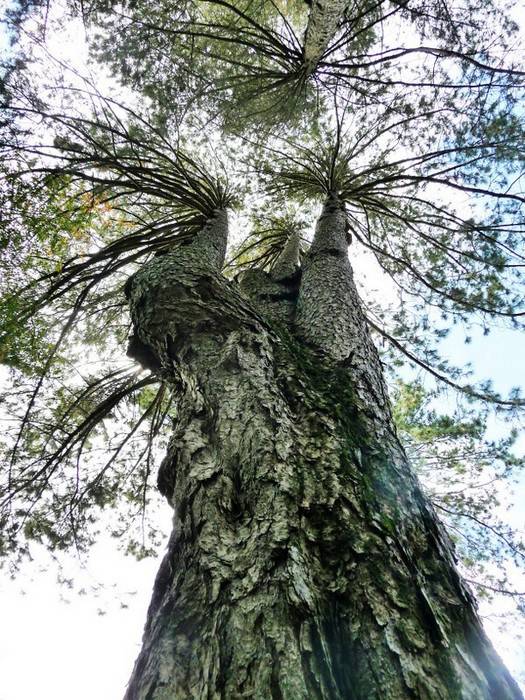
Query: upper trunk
[[303, 0, 349, 74], [190, 208, 229, 271], [271, 230, 301, 282], [296, 195, 389, 421], [124, 211, 523, 699], [237, 229, 302, 327]]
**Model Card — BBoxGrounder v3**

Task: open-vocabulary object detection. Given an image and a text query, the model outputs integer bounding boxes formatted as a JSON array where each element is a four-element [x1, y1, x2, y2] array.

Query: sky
[[0, 536, 160, 700], [1, 2, 525, 698]]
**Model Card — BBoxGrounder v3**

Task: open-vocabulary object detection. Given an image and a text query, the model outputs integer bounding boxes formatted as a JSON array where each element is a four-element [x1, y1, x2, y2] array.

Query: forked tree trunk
[[124, 203, 522, 699]]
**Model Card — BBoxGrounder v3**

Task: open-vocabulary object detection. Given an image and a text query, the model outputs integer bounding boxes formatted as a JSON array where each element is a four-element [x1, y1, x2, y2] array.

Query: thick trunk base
[[124, 256, 522, 700]]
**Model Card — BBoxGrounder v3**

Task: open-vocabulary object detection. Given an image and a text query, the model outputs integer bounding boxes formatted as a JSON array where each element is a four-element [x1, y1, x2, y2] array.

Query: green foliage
[[0, 171, 99, 374], [87, 0, 320, 134], [393, 380, 525, 614], [0, 361, 173, 564], [227, 207, 308, 272]]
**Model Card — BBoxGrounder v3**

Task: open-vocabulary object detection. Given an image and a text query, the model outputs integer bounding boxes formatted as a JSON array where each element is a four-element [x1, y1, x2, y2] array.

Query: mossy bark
[[124, 213, 522, 699]]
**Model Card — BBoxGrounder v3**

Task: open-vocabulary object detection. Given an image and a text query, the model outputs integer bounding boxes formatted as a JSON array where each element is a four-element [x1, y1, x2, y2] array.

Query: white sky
[[1, 2, 525, 698], [0, 536, 161, 700]]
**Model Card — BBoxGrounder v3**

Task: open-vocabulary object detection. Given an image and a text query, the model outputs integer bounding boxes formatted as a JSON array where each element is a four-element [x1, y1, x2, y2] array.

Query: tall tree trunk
[[124, 205, 522, 699]]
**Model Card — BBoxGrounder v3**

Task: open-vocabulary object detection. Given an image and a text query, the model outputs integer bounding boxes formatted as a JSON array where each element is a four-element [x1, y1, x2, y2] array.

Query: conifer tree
[[1, 0, 525, 697]]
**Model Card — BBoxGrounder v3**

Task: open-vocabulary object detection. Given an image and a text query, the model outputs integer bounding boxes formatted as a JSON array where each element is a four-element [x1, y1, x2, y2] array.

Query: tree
[[392, 380, 525, 614], [1, 0, 525, 697]]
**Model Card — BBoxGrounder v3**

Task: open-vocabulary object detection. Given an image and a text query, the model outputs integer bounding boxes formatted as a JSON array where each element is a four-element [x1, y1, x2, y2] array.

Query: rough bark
[[296, 195, 388, 420], [124, 209, 523, 699], [272, 230, 301, 282], [303, 0, 349, 74], [237, 267, 300, 327]]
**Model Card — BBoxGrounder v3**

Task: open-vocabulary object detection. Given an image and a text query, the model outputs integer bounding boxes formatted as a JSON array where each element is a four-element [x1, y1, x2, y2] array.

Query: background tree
[[392, 381, 525, 615], [1, 0, 525, 697]]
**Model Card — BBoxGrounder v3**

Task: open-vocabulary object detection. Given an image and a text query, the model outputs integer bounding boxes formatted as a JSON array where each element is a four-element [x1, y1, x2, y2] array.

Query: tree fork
[[124, 217, 523, 699]]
